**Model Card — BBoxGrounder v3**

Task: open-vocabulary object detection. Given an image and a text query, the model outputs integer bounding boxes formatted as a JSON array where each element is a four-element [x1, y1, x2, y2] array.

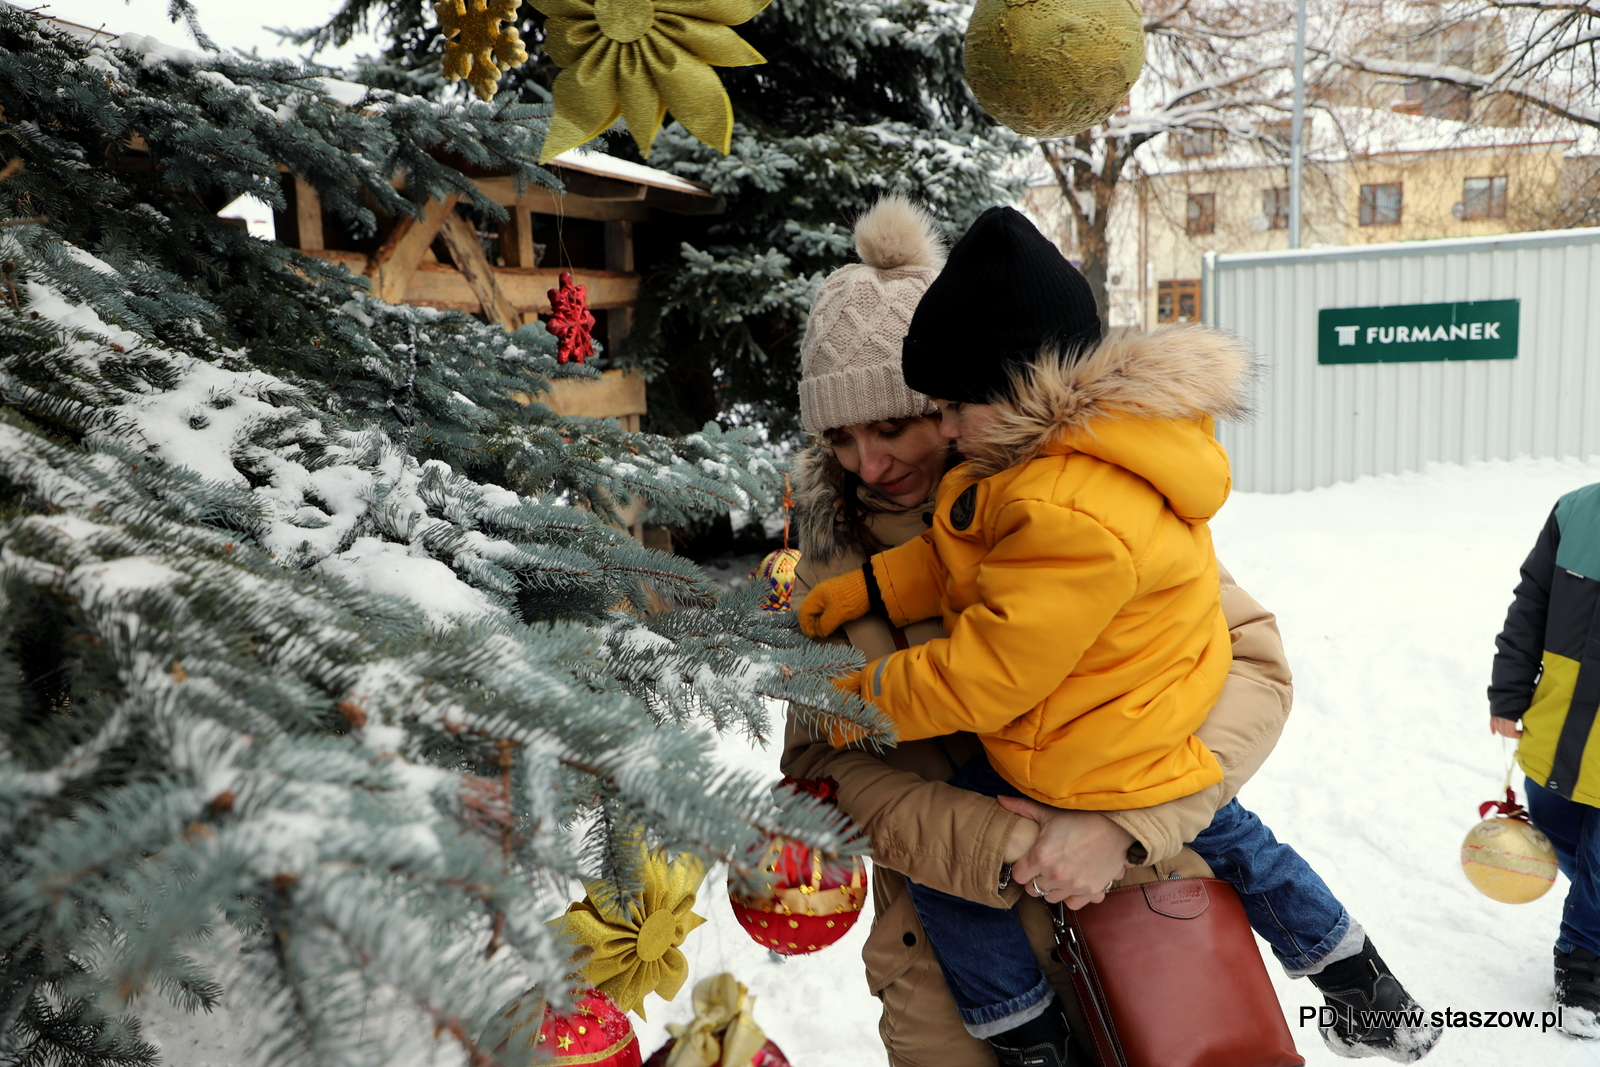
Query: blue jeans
[[1525, 777, 1600, 958], [906, 756, 1355, 1036]]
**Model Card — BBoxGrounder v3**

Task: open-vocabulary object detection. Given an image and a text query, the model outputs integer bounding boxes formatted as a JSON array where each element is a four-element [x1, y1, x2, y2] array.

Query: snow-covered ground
[[633, 456, 1600, 1066]]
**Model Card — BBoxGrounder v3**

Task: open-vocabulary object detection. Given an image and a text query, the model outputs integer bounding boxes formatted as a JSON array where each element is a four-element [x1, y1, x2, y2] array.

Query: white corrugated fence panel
[[1205, 228, 1600, 492]]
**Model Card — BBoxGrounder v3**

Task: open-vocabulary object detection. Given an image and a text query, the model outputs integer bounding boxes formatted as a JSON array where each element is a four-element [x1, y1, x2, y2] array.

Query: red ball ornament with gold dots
[[729, 778, 866, 956], [536, 988, 642, 1067]]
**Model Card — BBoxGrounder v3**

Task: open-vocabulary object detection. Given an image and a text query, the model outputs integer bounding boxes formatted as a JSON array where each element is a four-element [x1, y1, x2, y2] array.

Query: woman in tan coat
[[779, 198, 1435, 1067]]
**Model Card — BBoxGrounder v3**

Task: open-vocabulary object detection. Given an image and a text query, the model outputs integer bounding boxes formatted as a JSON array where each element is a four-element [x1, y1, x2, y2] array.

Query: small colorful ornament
[[641, 973, 790, 1067], [550, 845, 708, 1018], [530, 0, 771, 162], [535, 988, 644, 1066], [546, 271, 597, 364], [435, 0, 530, 101], [729, 777, 866, 955], [752, 473, 799, 611], [963, 0, 1145, 139], [752, 548, 800, 612], [1461, 787, 1560, 904]]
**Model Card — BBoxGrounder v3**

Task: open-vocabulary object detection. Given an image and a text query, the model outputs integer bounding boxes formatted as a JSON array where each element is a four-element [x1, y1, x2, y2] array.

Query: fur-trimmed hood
[[959, 325, 1252, 521]]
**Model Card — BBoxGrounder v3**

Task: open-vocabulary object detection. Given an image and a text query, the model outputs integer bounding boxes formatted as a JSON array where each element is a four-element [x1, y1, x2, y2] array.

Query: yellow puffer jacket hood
[[851, 324, 1253, 810], [960, 324, 1251, 522]]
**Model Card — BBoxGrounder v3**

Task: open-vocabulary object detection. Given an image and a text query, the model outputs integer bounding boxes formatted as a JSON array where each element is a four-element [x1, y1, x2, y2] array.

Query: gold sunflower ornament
[[530, 0, 771, 162], [436, 0, 531, 100], [550, 848, 708, 1018]]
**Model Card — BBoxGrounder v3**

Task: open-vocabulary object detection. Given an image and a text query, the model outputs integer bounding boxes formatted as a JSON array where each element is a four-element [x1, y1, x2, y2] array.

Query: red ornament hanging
[[546, 271, 596, 364], [729, 777, 866, 956], [535, 988, 643, 1067]]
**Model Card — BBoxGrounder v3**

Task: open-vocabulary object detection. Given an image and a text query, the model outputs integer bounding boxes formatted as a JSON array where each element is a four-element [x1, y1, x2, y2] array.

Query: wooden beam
[[522, 368, 648, 419], [366, 194, 459, 304], [294, 178, 324, 251], [437, 211, 521, 331], [404, 265, 639, 315], [473, 177, 649, 221], [604, 219, 635, 344], [499, 206, 535, 268]]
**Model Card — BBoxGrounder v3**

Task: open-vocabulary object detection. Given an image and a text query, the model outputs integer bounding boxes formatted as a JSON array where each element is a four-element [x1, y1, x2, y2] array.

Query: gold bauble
[[963, 0, 1146, 139], [1460, 817, 1559, 904]]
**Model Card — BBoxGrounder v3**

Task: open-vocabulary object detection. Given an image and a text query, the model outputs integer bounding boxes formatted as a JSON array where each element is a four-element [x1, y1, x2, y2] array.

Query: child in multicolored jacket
[[1491, 483, 1600, 1038]]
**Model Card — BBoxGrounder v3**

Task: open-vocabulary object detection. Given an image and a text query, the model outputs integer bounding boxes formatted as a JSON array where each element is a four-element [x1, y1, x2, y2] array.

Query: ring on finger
[[1031, 878, 1044, 896]]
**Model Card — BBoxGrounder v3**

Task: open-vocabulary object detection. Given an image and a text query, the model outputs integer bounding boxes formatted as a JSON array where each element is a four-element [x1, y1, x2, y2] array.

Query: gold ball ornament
[[963, 0, 1146, 139], [1461, 816, 1559, 904]]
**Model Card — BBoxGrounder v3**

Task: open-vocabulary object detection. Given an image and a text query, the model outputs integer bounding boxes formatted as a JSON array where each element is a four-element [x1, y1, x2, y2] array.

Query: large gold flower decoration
[[530, 0, 771, 162], [551, 848, 708, 1018]]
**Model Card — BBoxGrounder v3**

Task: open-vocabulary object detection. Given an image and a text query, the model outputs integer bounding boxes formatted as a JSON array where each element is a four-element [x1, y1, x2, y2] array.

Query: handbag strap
[[1051, 903, 1128, 1067]]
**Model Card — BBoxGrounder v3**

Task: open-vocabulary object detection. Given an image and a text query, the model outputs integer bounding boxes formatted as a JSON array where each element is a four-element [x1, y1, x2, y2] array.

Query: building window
[[1359, 183, 1403, 226], [1186, 192, 1216, 235], [1263, 187, 1290, 230], [1177, 129, 1216, 157], [1158, 279, 1202, 324], [1462, 175, 1507, 220]]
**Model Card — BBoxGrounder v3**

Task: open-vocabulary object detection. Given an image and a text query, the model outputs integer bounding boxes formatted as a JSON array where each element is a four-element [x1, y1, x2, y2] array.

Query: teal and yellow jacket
[[1491, 483, 1600, 806]]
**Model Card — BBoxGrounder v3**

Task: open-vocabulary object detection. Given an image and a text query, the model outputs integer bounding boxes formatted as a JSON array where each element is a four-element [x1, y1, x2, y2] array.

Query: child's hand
[[1000, 795, 1135, 911], [798, 568, 872, 637], [1490, 716, 1521, 738]]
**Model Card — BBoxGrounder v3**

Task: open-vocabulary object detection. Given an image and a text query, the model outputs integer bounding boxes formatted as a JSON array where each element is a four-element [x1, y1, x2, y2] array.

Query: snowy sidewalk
[[648, 457, 1600, 1066]]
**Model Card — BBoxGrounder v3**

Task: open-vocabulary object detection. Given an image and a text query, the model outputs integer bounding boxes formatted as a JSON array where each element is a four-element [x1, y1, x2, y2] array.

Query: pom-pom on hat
[[901, 205, 1102, 404], [798, 196, 946, 434]]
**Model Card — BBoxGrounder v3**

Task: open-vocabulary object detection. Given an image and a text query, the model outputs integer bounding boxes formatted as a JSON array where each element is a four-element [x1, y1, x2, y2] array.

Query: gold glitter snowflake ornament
[[530, 0, 771, 162], [436, 0, 531, 100]]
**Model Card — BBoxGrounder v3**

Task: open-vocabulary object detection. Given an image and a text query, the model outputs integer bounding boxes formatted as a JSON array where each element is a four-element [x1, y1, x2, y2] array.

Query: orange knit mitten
[[798, 568, 872, 637]]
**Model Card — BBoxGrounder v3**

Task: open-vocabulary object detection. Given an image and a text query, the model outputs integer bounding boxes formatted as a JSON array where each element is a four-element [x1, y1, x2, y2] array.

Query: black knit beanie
[[901, 206, 1102, 404]]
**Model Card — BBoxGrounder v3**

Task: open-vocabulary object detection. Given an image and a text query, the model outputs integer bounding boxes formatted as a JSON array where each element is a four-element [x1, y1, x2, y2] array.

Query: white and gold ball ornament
[[963, 0, 1146, 139], [1460, 791, 1559, 904]]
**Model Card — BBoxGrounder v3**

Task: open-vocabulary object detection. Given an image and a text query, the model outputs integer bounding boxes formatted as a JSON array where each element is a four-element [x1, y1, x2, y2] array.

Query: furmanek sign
[[1317, 299, 1520, 364]]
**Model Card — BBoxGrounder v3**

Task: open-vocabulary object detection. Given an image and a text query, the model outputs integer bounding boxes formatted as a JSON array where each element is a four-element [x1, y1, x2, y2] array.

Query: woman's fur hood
[[959, 325, 1254, 480], [791, 444, 860, 564]]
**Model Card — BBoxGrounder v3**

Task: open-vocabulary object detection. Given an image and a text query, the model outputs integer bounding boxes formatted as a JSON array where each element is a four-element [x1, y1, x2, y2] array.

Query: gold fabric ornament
[[437, 0, 531, 101], [664, 973, 766, 1067], [529, 0, 770, 162], [964, 0, 1145, 139], [551, 848, 708, 1018]]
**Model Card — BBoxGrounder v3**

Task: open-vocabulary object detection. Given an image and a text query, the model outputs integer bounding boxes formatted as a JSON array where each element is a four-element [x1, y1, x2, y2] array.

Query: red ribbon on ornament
[[1479, 787, 1533, 823], [778, 776, 840, 803], [546, 271, 596, 364]]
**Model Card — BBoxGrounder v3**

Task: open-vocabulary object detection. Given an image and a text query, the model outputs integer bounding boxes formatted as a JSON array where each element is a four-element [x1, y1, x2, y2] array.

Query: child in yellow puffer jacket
[[801, 206, 1242, 814], [798, 206, 1439, 1067]]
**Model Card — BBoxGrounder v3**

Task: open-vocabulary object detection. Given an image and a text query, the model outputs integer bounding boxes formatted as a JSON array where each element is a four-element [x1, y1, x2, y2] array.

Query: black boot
[[1308, 937, 1441, 1062], [986, 1005, 1082, 1067], [1555, 947, 1600, 1038]]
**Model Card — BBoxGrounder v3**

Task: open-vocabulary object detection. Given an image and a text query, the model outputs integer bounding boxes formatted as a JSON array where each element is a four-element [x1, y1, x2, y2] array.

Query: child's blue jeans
[[1525, 777, 1600, 958], [905, 755, 1356, 1037]]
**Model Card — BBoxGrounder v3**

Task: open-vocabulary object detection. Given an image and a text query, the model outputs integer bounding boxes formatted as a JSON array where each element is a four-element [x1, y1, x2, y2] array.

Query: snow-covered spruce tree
[[284, 0, 1026, 438], [0, 12, 883, 1067]]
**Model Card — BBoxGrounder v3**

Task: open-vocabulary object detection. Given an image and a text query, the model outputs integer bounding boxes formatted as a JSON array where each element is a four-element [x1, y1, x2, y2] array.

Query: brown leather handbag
[[1052, 878, 1304, 1067]]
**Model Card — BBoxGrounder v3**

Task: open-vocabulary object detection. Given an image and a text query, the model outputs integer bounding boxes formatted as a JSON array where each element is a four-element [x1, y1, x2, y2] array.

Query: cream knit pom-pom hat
[[798, 196, 946, 434]]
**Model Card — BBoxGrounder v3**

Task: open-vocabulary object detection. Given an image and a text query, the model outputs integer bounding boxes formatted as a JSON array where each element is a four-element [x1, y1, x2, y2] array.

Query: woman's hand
[[1490, 716, 1521, 738], [999, 795, 1135, 911]]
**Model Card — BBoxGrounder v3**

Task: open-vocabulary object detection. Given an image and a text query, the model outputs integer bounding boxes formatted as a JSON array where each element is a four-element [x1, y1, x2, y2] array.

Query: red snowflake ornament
[[547, 271, 596, 364]]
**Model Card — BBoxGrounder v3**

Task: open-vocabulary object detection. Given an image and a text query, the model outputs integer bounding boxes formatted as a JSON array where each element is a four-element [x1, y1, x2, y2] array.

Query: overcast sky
[[46, 0, 383, 64]]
